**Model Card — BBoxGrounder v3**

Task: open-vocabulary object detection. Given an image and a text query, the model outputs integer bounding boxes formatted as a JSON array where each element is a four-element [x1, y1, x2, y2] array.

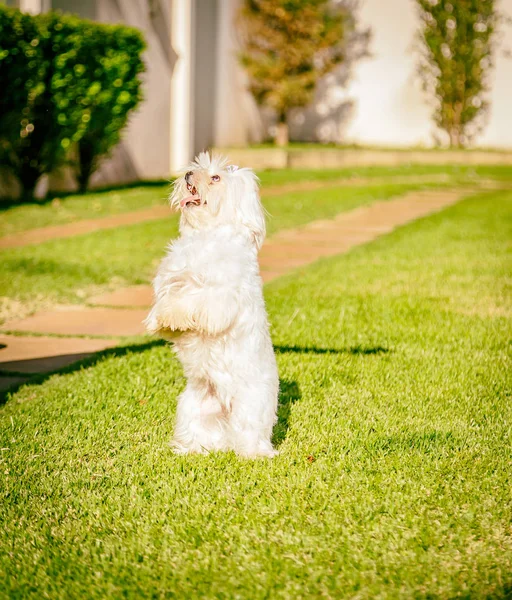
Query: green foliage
[[415, 0, 500, 147], [238, 0, 349, 144], [0, 6, 145, 200], [74, 22, 145, 193], [0, 7, 66, 201]]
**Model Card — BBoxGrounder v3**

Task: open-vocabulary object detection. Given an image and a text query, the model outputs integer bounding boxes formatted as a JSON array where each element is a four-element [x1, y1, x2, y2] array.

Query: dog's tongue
[[180, 195, 200, 208]]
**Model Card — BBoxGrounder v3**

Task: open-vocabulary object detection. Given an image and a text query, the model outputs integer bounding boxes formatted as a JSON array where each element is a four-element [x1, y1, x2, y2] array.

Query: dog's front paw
[[144, 308, 160, 335], [145, 300, 194, 336], [156, 306, 195, 332]]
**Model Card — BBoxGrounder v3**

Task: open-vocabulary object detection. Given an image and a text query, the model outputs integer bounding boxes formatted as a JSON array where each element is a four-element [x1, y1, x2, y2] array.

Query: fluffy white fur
[[145, 152, 279, 458]]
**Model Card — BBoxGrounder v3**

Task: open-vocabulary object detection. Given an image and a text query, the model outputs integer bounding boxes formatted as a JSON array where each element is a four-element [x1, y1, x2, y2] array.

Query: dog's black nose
[[185, 171, 193, 183]]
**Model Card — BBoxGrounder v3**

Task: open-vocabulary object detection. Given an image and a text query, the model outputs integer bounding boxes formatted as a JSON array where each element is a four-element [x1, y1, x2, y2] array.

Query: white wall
[[342, 0, 432, 147], [95, 0, 174, 182], [213, 0, 264, 148], [478, 0, 512, 148]]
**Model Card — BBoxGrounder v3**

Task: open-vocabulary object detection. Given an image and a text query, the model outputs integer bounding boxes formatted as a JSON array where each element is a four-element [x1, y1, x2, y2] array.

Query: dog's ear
[[229, 168, 266, 250], [169, 175, 187, 211]]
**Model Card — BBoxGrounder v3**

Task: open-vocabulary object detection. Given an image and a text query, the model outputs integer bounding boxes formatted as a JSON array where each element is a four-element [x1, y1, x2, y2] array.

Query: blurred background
[[1, 0, 511, 200]]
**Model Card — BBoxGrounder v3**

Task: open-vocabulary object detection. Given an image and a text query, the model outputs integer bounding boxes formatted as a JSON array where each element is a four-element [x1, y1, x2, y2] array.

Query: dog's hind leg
[[228, 385, 278, 458], [172, 382, 229, 454]]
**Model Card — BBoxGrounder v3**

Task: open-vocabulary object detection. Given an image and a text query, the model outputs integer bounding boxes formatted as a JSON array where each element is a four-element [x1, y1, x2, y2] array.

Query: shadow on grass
[[1, 341, 389, 406], [273, 379, 301, 448], [270, 344, 390, 447], [0, 339, 166, 405], [274, 344, 390, 355], [364, 430, 468, 456]]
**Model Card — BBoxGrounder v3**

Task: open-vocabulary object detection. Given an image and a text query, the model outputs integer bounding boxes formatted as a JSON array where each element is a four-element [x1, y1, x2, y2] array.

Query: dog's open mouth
[[180, 184, 203, 208], [180, 195, 201, 208]]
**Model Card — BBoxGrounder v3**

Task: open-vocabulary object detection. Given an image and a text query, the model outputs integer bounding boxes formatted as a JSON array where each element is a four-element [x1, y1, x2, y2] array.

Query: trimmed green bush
[[0, 6, 145, 201], [0, 7, 59, 201], [73, 23, 145, 193]]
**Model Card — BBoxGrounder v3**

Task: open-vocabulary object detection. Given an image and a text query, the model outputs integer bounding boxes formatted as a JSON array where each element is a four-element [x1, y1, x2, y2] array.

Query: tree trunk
[[449, 102, 464, 147], [77, 139, 95, 194], [275, 122, 289, 147], [18, 167, 40, 203], [449, 126, 463, 148], [19, 183, 37, 204]]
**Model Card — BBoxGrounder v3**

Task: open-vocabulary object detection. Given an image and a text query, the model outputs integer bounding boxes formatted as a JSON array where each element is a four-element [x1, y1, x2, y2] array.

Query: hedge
[[0, 6, 145, 200]]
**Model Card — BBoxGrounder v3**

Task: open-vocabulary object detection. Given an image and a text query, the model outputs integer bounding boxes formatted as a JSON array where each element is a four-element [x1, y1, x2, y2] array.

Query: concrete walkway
[[0, 187, 472, 393], [0, 173, 454, 250]]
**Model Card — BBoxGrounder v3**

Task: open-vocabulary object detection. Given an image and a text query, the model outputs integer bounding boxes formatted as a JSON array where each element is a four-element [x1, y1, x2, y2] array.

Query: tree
[[238, 0, 351, 146], [415, 0, 500, 147]]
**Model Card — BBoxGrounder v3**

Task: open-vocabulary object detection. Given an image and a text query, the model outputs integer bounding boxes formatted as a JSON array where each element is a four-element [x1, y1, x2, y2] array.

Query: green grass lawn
[[2, 164, 511, 238], [260, 163, 512, 185], [1, 189, 511, 598], [0, 180, 459, 323]]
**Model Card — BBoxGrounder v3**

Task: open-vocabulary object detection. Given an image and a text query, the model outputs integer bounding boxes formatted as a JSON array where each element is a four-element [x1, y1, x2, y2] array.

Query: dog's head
[[170, 152, 265, 250]]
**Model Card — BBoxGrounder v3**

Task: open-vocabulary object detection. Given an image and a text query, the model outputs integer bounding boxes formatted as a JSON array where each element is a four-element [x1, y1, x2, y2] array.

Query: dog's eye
[[211, 175, 220, 183]]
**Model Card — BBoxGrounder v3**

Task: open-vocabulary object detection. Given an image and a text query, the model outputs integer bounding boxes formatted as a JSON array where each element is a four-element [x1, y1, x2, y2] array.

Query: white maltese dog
[[145, 152, 279, 458]]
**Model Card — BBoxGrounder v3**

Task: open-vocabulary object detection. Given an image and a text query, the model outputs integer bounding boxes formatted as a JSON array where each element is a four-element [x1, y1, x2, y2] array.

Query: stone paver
[[0, 186, 473, 386], [0, 173, 457, 251], [259, 189, 467, 274], [3, 307, 148, 337], [89, 285, 153, 307], [0, 335, 117, 374]]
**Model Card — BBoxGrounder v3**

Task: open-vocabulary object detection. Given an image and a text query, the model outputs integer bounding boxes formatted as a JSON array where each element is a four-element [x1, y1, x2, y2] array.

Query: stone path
[[0, 173, 454, 250], [0, 187, 473, 393], [4, 307, 149, 337]]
